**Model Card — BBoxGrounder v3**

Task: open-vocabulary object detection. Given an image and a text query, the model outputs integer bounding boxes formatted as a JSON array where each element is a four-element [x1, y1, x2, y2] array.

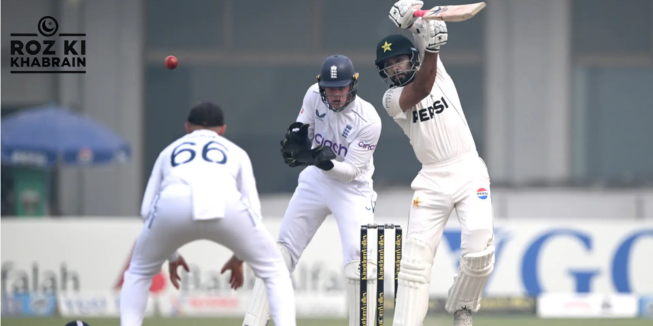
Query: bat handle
[[413, 10, 427, 17]]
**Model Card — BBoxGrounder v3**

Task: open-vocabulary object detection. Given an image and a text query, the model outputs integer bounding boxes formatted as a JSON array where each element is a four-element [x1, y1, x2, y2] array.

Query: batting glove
[[389, 0, 424, 29], [416, 19, 448, 53]]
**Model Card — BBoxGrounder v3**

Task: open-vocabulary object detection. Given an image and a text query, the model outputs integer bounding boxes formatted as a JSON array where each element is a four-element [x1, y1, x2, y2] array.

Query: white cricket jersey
[[140, 129, 261, 221], [296, 83, 382, 184], [382, 57, 476, 165]]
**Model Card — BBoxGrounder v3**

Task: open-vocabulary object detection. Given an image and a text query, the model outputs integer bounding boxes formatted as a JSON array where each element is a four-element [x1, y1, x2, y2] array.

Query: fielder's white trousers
[[120, 184, 295, 326], [278, 166, 376, 269]]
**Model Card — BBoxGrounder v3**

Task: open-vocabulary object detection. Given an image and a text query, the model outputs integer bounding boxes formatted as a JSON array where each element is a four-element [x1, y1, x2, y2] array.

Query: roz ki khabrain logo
[[10, 16, 86, 74]]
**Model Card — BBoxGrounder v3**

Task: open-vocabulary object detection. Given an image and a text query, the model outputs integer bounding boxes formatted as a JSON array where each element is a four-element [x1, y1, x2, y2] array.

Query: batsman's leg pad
[[243, 243, 293, 326], [445, 245, 495, 314], [393, 237, 433, 326], [345, 260, 377, 326]]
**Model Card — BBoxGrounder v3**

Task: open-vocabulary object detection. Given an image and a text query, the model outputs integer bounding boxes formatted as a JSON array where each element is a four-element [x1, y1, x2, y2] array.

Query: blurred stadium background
[[2, 0, 652, 325]]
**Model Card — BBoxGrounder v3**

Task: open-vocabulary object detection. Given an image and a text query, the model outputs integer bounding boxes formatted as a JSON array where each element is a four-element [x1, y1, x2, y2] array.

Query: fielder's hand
[[168, 254, 190, 290], [280, 122, 312, 163], [416, 19, 448, 53], [285, 144, 336, 168], [389, 0, 424, 29], [220, 254, 244, 290]]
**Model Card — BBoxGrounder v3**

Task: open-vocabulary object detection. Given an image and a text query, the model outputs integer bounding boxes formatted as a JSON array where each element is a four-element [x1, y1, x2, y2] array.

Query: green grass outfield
[[2, 316, 651, 326]]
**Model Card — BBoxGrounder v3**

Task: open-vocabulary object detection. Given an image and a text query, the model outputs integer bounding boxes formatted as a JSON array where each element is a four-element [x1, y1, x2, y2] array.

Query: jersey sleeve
[[323, 120, 382, 183], [383, 87, 407, 120], [236, 149, 262, 219], [140, 152, 164, 219], [295, 86, 318, 140]]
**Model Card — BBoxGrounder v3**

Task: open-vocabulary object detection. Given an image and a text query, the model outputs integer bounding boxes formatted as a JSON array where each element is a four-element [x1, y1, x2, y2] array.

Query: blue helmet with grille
[[316, 55, 359, 112]]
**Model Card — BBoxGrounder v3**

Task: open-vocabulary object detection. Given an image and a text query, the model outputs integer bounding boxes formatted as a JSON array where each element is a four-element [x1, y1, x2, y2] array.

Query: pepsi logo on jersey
[[477, 188, 489, 200], [315, 133, 348, 157], [413, 96, 449, 123]]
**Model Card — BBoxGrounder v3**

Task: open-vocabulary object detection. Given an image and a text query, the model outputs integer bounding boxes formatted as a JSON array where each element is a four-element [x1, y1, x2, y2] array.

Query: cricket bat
[[413, 2, 486, 22]]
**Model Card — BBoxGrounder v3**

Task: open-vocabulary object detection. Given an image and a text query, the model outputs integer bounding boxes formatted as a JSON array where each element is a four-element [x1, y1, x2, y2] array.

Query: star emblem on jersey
[[382, 41, 392, 52], [412, 197, 422, 207]]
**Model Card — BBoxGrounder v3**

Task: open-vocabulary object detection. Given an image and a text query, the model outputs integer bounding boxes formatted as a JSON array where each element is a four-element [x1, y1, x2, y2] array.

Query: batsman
[[375, 1, 495, 326]]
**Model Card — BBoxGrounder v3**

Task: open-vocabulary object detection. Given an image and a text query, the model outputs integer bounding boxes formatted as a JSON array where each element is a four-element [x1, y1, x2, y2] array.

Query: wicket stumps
[[360, 223, 402, 326]]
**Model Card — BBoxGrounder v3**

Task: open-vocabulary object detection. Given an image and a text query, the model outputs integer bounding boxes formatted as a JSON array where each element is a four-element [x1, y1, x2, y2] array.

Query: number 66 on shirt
[[169, 140, 229, 167]]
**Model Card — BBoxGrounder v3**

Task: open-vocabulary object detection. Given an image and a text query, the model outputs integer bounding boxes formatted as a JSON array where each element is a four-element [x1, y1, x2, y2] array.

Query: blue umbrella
[[1, 105, 131, 167]]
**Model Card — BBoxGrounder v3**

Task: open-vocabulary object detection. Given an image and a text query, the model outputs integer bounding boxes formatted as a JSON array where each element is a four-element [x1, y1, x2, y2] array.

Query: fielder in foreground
[[375, 1, 495, 325], [242, 55, 382, 326], [119, 102, 296, 326]]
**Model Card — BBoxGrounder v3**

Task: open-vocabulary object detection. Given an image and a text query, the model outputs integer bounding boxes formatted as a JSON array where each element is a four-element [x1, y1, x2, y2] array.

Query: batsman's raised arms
[[413, 2, 486, 22]]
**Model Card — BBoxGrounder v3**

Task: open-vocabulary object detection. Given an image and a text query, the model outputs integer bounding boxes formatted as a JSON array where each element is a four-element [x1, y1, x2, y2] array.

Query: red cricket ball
[[165, 55, 178, 69]]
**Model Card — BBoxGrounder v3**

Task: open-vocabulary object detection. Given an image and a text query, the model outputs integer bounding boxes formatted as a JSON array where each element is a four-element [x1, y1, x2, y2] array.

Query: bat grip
[[413, 10, 427, 17]]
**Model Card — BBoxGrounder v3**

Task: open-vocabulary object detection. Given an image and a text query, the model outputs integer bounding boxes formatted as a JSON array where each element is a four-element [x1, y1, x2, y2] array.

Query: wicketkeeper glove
[[283, 144, 336, 169], [280, 122, 312, 159]]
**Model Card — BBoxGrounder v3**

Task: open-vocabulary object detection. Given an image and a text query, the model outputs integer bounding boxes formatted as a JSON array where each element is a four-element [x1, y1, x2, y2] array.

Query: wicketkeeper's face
[[324, 85, 352, 109]]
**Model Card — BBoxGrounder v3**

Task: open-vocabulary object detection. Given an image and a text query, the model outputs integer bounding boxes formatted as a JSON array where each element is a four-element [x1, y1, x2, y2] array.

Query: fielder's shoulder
[[218, 136, 246, 154], [307, 83, 320, 95], [356, 96, 382, 126], [301, 83, 321, 106], [160, 134, 189, 155], [220, 137, 252, 167]]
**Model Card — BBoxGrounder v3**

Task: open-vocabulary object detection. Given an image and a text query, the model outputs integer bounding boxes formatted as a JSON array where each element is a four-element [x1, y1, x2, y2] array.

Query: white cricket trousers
[[120, 184, 296, 326], [408, 151, 494, 256], [278, 166, 376, 269]]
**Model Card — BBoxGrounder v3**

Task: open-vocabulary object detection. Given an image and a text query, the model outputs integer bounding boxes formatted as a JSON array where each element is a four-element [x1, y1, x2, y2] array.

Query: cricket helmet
[[374, 34, 420, 87], [317, 55, 359, 112]]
